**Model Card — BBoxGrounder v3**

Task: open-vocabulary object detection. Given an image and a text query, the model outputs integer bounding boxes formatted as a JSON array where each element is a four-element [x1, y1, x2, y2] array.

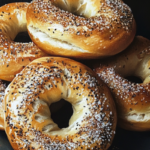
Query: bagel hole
[[14, 32, 32, 43], [125, 76, 143, 83], [50, 99, 73, 128]]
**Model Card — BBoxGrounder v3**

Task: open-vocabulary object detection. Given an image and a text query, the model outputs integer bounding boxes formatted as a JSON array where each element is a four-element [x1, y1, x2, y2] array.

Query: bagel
[[0, 2, 47, 81], [92, 36, 150, 131], [5, 57, 117, 150], [27, 0, 136, 59], [0, 80, 6, 130]]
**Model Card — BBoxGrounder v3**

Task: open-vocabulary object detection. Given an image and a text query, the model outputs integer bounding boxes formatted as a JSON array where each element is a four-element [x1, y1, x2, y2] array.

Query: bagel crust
[[27, 0, 136, 59], [0, 2, 47, 81], [0, 80, 6, 130], [5, 57, 116, 150], [92, 36, 150, 131]]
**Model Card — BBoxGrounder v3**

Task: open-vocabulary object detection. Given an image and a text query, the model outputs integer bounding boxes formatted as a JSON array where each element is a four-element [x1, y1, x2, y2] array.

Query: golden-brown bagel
[[27, 0, 136, 59], [0, 80, 6, 130], [92, 36, 150, 131], [0, 2, 47, 81], [5, 57, 116, 150]]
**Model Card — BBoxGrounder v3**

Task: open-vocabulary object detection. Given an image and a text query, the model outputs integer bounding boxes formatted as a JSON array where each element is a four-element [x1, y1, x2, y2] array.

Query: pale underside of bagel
[[28, 25, 88, 53], [119, 111, 150, 131]]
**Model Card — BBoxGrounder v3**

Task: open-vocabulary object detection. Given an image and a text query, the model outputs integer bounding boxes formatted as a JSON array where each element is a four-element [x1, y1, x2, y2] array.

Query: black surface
[[50, 100, 73, 128], [0, 0, 150, 150]]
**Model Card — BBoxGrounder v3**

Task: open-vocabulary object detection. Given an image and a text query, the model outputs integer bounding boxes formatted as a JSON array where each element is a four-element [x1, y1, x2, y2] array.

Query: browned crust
[[5, 57, 117, 150], [92, 36, 150, 131], [27, 0, 136, 59]]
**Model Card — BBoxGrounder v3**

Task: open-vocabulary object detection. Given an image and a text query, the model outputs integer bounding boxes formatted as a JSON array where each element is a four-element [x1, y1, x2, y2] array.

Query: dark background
[[0, 0, 150, 150]]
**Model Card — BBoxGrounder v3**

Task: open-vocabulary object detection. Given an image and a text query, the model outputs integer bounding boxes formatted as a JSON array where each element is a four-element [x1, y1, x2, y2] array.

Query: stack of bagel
[[0, 0, 149, 150]]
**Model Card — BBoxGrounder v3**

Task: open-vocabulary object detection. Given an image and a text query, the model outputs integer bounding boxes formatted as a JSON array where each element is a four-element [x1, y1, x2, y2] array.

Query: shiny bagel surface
[[27, 0, 136, 59], [92, 36, 150, 131], [5, 57, 117, 150]]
